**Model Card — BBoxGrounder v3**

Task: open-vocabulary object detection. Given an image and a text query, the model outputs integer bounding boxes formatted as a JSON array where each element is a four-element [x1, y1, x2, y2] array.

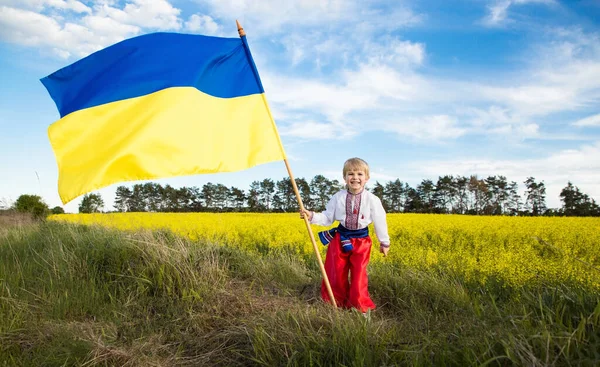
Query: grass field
[[1, 213, 599, 366]]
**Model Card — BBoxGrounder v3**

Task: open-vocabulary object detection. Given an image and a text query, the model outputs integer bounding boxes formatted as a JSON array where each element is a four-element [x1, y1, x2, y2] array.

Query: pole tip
[[236, 20, 246, 37]]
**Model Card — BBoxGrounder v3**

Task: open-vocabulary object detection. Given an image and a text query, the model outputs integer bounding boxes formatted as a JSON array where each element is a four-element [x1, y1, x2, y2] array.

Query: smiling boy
[[300, 157, 390, 312]]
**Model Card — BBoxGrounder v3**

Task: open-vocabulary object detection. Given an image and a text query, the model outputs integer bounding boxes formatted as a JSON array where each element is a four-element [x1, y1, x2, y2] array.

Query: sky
[[0, 0, 599, 213]]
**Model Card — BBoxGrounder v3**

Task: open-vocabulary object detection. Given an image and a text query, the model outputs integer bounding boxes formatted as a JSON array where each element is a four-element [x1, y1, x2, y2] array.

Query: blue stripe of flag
[[41, 32, 264, 118]]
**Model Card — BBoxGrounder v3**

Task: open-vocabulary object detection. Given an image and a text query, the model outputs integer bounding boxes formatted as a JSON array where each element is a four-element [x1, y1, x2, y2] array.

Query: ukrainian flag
[[42, 32, 286, 204]]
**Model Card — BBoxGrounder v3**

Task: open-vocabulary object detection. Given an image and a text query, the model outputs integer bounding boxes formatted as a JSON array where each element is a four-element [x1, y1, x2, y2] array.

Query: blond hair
[[343, 157, 370, 178]]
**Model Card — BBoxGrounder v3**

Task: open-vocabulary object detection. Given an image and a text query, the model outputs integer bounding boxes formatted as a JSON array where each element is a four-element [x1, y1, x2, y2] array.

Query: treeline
[[76, 175, 600, 217]]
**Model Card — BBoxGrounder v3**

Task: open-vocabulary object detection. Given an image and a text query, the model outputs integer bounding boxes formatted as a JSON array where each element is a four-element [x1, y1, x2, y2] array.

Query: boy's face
[[344, 168, 369, 194]]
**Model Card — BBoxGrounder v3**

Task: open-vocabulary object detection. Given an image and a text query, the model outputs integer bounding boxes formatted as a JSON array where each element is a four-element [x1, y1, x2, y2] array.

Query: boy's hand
[[299, 209, 313, 221], [380, 245, 390, 257]]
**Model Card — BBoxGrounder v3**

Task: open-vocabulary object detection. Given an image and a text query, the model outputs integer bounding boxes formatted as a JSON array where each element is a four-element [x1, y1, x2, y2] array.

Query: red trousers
[[320, 234, 376, 312]]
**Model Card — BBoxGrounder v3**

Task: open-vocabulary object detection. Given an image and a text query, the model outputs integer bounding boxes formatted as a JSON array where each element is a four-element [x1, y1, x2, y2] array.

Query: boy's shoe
[[362, 310, 371, 321]]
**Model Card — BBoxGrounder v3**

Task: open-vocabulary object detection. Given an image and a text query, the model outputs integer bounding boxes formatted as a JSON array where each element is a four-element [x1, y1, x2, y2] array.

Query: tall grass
[[1, 220, 599, 366]]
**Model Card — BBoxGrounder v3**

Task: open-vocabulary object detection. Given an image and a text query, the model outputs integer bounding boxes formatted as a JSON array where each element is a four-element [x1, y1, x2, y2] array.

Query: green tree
[[50, 206, 65, 214], [140, 183, 161, 212], [495, 176, 510, 215], [329, 179, 343, 197], [560, 182, 600, 216], [13, 194, 49, 219], [435, 175, 455, 214], [385, 179, 406, 213], [201, 183, 216, 210], [114, 186, 132, 212], [259, 179, 275, 211], [404, 187, 423, 213], [467, 175, 488, 215], [229, 187, 246, 211], [417, 179, 436, 213], [371, 182, 386, 209], [560, 182, 580, 216], [272, 192, 284, 212], [187, 187, 203, 212], [295, 178, 312, 210], [274, 177, 296, 212], [160, 185, 180, 211], [129, 184, 146, 212], [213, 184, 230, 211], [452, 176, 469, 214], [283, 178, 298, 211], [506, 181, 522, 215], [174, 187, 196, 212], [311, 175, 332, 211], [247, 181, 262, 212], [524, 177, 546, 216], [78, 193, 104, 213], [483, 176, 506, 215]]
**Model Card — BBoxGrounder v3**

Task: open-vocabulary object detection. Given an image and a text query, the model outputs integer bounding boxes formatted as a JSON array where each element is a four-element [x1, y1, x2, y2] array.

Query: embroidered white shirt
[[310, 190, 390, 246]]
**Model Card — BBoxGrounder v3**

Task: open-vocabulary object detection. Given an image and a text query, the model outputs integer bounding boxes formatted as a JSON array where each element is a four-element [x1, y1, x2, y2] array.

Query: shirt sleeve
[[370, 195, 390, 246], [310, 193, 337, 227]]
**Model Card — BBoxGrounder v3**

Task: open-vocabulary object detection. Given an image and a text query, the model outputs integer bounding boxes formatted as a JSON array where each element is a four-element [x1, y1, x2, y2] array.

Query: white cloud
[[344, 64, 428, 102], [461, 106, 541, 138], [572, 113, 600, 127], [197, 0, 423, 68], [263, 72, 378, 124], [264, 61, 432, 140], [382, 115, 468, 140], [185, 14, 220, 35], [198, 0, 366, 33], [460, 106, 522, 127], [490, 123, 539, 137], [278, 32, 426, 71], [463, 29, 597, 116], [480, 84, 581, 116], [46, 0, 91, 13], [280, 32, 314, 67], [389, 40, 426, 66], [264, 23, 600, 143], [81, 15, 140, 42], [263, 21, 598, 144], [483, 0, 556, 27], [451, 29, 600, 124], [280, 121, 355, 140], [51, 47, 71, 58], [0, 6, 63, 46], [95, 0, 181, 30], [0, 0, 90, 13], [261, 36, 433, 127], [0, 0, 181, 58], [359, 38, 426, 69], [484, 0, 512, 26], [0, 6, 141, 58], [529, 35, 600, 112]]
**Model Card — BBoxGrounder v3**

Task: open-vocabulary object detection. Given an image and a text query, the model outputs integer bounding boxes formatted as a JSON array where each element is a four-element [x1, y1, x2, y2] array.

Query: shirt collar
[[346, 189, 364, 196]]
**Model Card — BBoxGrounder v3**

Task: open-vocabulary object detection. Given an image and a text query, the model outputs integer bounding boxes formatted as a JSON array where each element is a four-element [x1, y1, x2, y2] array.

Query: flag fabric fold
[[42, 32, 286, 204]]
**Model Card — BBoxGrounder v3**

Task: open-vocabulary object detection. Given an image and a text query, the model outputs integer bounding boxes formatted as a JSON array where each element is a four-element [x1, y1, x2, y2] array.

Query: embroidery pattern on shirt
[[345, 191, 362, 230]]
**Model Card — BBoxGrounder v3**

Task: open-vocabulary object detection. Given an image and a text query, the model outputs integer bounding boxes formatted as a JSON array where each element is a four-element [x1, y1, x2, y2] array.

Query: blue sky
[[0, 0, 599, 212]]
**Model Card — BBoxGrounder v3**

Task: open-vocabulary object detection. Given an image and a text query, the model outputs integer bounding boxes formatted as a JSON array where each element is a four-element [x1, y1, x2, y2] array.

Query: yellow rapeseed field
[[50, 213, 600, 290]]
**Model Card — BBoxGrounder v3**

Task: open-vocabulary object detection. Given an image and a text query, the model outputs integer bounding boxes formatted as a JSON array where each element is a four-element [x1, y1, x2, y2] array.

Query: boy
[[300, 157, 390, 312]]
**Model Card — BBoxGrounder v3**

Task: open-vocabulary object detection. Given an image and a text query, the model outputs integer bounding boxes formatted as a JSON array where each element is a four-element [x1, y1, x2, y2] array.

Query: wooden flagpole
[[283, 160, 337, 308], [237, 20, 337, 308]]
